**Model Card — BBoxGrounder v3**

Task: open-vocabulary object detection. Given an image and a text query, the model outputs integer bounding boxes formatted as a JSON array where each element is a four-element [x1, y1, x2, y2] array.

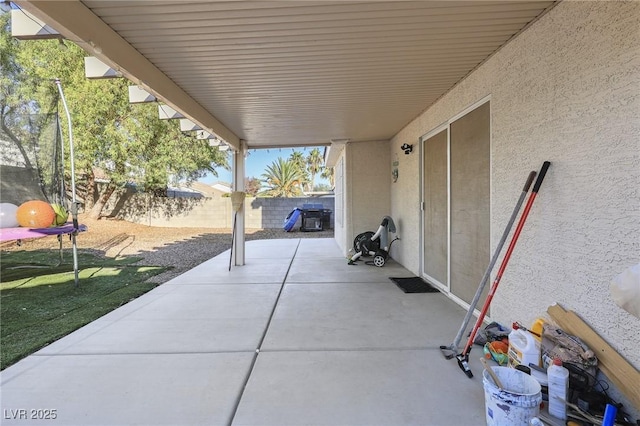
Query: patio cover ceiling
[[14, 1, 555, 151]]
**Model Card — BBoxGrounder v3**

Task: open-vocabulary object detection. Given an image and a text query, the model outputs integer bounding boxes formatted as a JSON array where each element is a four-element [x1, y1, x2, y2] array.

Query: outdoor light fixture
[[401, 143, 413, 155]]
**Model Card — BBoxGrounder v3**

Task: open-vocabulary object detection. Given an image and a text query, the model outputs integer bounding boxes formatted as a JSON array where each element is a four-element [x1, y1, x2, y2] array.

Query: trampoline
[[0, 223, 87, 242], [0, 80, 85, 285]]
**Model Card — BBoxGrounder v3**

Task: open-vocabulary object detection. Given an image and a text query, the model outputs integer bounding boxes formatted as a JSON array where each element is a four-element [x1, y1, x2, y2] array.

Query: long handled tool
[[456, 161, 550, 378], [480, 358, 504, 390], [440, 170, 536, 359]]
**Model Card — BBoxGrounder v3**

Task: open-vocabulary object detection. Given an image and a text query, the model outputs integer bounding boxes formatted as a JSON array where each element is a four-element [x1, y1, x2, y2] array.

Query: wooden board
[[548, 304, 640, 409]]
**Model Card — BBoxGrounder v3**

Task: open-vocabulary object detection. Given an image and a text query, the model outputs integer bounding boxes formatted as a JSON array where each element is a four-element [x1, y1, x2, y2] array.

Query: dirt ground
[[0, 214, 334, 283]]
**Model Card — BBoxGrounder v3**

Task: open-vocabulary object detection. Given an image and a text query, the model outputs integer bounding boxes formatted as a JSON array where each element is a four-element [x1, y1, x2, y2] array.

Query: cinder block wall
[[247, 197, 327, 229], [109, 194, 334, 230]]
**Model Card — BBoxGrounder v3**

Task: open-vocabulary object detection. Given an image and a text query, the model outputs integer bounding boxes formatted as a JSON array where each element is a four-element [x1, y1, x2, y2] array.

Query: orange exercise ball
[[16, 200, 56, 228]]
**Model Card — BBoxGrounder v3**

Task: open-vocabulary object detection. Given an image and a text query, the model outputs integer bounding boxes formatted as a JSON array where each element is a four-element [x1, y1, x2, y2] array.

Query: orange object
[[16, 200, 55, 228], [484, 340, 509, 365]]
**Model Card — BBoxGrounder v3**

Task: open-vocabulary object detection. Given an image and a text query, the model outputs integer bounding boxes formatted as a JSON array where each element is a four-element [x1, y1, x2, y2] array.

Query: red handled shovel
[[456, 161, 550, 378]]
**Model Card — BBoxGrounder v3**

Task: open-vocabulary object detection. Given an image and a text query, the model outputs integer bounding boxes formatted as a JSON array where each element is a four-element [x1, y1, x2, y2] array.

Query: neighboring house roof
[[211, 181, 232, 194], [187, 181, 231, 197], [306, 191, 335, 198], [166, 185, 204, 198]]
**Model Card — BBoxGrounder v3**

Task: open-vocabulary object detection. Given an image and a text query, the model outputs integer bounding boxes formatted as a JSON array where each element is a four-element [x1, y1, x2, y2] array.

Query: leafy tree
[[0, 11, 36, 169], [259, 158, 304, 197], [306, 148, 324, 192], [2, 19, 229, 218], [244, 176, 261, 196]]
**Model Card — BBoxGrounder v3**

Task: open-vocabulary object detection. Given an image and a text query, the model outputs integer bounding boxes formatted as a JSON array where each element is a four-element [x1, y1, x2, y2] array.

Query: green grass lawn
[[0, 249, 167, 370]]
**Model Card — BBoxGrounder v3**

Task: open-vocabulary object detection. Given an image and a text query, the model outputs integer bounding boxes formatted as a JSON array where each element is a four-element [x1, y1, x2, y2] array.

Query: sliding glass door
[[421, 100, 490, 305], [422, 128, 449, 288]]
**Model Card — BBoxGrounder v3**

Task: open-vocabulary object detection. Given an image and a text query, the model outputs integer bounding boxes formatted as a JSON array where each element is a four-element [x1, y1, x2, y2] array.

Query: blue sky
[[201, 147, 329, 186]]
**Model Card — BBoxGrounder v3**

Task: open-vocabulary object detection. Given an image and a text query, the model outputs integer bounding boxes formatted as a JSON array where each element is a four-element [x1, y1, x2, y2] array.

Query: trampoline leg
[[72, 233, 79, 287], [57, 235, 64, 266]]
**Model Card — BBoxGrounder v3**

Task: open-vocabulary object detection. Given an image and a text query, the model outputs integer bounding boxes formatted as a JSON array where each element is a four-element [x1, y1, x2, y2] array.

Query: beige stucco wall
[[391, 0, 640, 376], [344, 141, 392, 255]]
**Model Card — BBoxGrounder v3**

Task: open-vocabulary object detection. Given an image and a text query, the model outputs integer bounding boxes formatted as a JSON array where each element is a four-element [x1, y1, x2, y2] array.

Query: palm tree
[[259, 157, 305, 197], [321, 166, 334, 188], [289, 150, 310, 190], [306, 148, 324, 191], [289, 151, 306, 170]]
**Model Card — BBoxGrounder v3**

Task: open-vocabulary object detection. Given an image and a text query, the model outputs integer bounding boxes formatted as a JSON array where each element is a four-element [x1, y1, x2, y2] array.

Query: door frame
[[419, 95, 492, 309]]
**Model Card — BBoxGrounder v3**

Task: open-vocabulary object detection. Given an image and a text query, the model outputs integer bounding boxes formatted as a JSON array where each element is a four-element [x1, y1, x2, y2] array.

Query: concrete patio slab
[[111, 284, 280, 320], [165, 257, 292, 285], [38, 284, 280, 355], [243, 238, 300, 259], [232, 349, 486, 426], [1, 239, 489, 425], [1, 353, 254, 426], [31, 285, 182, 355], [262, 282, 468, 351], [203, 239, 301, 261], [38, 318, 268, 355], [287, 257, 414, 283], [294, 238, 343, 258]]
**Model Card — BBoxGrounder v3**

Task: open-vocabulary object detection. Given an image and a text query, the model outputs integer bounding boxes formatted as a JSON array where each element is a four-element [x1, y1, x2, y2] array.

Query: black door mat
[[389, 277, 440, 293]]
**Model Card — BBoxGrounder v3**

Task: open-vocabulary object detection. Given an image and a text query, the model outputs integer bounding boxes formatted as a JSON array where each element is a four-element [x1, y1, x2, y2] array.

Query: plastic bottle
[[508, 329, 541, 368], [602, 404, 617, 426], [531, 318, 546, 341], [547, 358, 569, 420]]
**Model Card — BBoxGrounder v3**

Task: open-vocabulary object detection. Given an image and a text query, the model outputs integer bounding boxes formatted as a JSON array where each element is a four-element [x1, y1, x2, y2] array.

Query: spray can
[[547, 358, 569, 420]]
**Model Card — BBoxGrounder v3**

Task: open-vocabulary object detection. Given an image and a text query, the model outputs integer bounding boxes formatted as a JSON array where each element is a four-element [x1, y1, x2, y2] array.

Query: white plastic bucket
[[483, 366, 542, 426]]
